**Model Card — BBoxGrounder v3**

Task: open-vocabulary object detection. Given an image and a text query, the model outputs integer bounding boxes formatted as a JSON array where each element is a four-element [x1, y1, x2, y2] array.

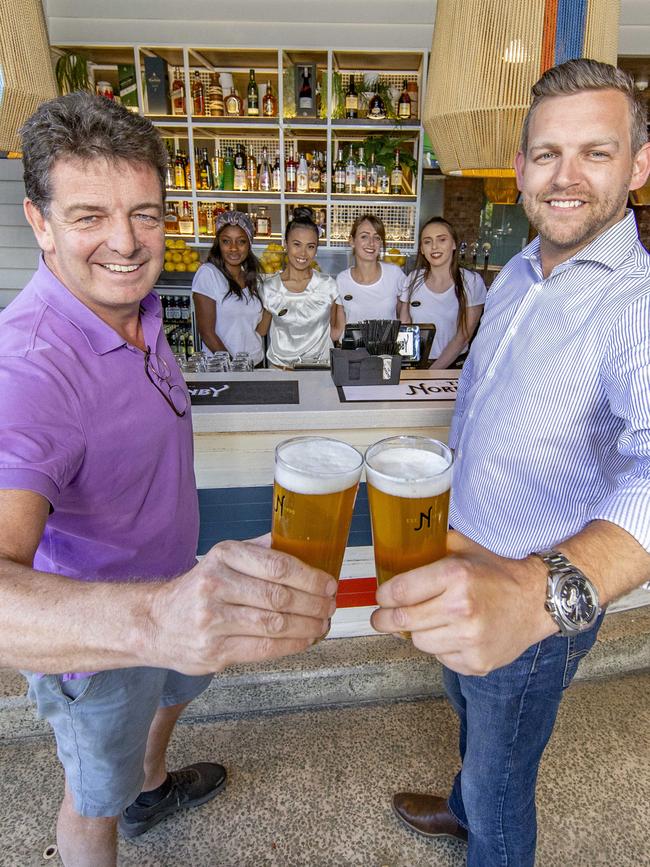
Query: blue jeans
[[445, 615, 603, 866]]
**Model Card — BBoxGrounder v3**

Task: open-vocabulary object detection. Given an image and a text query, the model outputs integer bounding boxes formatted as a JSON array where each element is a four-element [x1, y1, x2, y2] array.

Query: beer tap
[[459, 241, 467, 266], [481, 242, 491, 279], [469, 241, 478, 270]]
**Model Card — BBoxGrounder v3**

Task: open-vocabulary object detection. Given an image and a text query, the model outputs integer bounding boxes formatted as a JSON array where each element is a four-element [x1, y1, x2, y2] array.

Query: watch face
[[558, 575, 597, 626]]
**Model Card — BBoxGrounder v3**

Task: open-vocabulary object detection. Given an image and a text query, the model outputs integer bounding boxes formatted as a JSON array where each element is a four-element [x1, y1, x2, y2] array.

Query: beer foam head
[[276, 437, 363, 495], [365, 446, 452, 498]]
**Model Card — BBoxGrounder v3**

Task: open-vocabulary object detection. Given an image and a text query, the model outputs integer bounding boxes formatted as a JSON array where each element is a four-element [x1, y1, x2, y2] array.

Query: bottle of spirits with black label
[[299, 67, 313, 112], [345, 75, 358, 119], [247, 69, 259, 116]]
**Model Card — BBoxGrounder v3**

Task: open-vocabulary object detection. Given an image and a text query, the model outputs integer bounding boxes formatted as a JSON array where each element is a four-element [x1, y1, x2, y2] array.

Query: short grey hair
[[520, 58, 648, 156], [20, 92, 169, 215]]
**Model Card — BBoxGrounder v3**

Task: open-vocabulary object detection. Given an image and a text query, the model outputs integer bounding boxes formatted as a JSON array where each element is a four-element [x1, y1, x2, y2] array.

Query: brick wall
[[633, 206, 650, 251], [442, 177, 484, 246]]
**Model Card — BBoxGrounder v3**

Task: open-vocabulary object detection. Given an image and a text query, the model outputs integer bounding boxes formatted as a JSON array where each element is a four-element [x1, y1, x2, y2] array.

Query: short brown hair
[[20, 92, 168, 215], [520, 58, 648, 156], [350, 213, 386, 250]]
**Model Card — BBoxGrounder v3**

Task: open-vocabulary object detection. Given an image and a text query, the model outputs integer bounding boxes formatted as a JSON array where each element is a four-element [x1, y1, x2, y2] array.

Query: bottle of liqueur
[[201, 148, 214, 190], [344, 147, 357, 194], [165, 151, 175, 189], [233, 144, 248, 191], [308, 153, 321, 193], [334, 148, 345, 193], [222, 147, 235, 191], [179, 201, 194, 235], [262, 80, 277, 117], [205, 204, 216, 236], [246, 145, 258, 191], [191, 71, 205, 115], [356, 148, 367, 194], [390, 149, 403, 195], [272, 151, 283, 191], [183, 150, 192, 190], [171, 67, 185, 115], [198, 203, 208, 235], [174, 150, 186, 189], [258, 147, 271, 192], [398, 79, 412, 119], [319, 153, 328, 192], [297, 153, 309, 193], [207, 74, 224, 117], [256, 205, 271, 237], [345, 75, 358, 119], [367, 153, 378, 194], [225, 87, 243, 117], [367, 85, 386, 120], [298, 66, 313, 112], [247, 69, 259, 116], [285, 144, 298, 192], [164, 202, 180, 234]]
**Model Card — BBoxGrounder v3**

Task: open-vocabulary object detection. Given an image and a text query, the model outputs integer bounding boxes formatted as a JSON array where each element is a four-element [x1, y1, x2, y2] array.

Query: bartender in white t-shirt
[[399, 217, 486, 369], [192, 210, 265, 365], [336, 214, 406, 323]]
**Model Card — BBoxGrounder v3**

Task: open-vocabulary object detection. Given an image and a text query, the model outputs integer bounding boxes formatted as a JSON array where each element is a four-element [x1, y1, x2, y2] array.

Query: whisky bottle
[[256, 205, 271, 237], [262, 80, 277, 117], [246, 145, 258, 191], [164, 202, 180, 234], [285, 144, 297, 193], [206, 205, 216, 236], [247, 69, 259, 117], [298, 67, 313, 112], [319, 153, 328, 193], [297, 153, 309, 193], [344, 148, 357, 195], [234, 144, 248, 191], [225, 87, 242, 117], [272, 151, 282, 191], [174, 151, 186, 189], [334, 148, 345, 193], [345, 76, 358, 119], [179, 201, 194, 235], [183, 151, 192, 190], [390, 149, 403, 195], [171, 68, 185, 115], [367, 153, 378, 194], [222, 147, 235, 191], [191, 71, 205, 116], [258, 147, 271, 192], [356, 147, 367, 194], [201, 148, 214, 190], [398, 79, 411, 120], [165, 151, 175, 189], [309, 153, 321, 193], [367, 87, 386, 120]]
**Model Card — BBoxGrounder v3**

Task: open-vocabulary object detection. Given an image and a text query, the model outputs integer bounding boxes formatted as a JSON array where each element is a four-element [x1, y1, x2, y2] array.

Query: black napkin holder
[[330, 348, 401, 386]]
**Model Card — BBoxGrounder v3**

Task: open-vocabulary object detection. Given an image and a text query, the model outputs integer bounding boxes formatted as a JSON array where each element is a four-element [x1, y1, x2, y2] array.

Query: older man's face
[[515, 88, 648, 269], [28, 156, 165, 320]]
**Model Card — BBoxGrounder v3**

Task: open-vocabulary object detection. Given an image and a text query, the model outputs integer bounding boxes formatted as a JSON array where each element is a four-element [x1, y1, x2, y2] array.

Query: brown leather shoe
[[392, 793, 468, 842]]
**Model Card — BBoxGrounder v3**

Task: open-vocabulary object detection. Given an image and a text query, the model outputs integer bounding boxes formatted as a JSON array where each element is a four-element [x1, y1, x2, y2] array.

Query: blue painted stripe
[[198, 483, 373, 554], [555, 0, 587, 64]]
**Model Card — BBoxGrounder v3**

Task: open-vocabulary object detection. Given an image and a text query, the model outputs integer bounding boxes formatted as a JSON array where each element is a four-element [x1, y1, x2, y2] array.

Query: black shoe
[[119, 762, 227, 839]]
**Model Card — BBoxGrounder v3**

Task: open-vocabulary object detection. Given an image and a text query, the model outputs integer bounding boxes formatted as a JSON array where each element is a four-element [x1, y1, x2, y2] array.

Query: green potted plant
[[362, 133, 418, 190], [54, 51, 92, 95]]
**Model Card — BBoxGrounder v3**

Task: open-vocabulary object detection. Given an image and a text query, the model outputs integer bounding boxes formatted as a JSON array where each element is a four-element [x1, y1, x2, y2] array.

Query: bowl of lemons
[[163, 238, 200, 274], [383, 247, 407, 268], [259, 242, 285, 275]]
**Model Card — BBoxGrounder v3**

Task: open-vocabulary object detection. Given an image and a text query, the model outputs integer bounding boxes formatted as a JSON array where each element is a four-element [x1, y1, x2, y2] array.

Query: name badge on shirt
[[278, 308, 288, 317], [344, 294, 354, 301], [411, 300, 421, 307]]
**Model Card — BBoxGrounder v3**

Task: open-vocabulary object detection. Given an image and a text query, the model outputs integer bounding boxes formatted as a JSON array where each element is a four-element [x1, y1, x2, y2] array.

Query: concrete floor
[[1, 672, 648, 867]]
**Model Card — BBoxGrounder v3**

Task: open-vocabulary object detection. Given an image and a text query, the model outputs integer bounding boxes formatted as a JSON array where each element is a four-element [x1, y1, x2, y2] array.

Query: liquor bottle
[[225, 87, 243, 117], [367, 87, 386, 120], [234, 144, 248, 191], [285, 144, 297, 192], [171, 67, 185, 115], [356, 147, 367, 194], [390, 149, 403, 195], [319, 152, 328, 193], [297, 153, 309, 193], [344, 148, 357, 194], [194, 148, 203, 189], [298, 66, 313, 112], [207, 73, 223, 117], [258, 147, 271, 192], [367, 153, 378, 194], [262, 80, 277, 117], [256, 205, 271, 237], [308, 152, 321, 193], [164, 202, 180, 234], [398, 79, 412, 120], [272, 151, 283, 191], [407, 79, 419, 118], [211, 151, 224, 190], [165, 151, 175, 189], [183, 151, 192, 190], [179, 201, 194, 235], [174, 150, 186, 189], [345, 75, 358, 119], [191, 71, 205, 116], [246, 145, 258, 191], [247, 69, 259, 117], [202, 148, 214, 189], [198, 203, 208, 235], [222, 147, 235, 191], [206, 204, 216, 236], [333, 148, 345, 193]]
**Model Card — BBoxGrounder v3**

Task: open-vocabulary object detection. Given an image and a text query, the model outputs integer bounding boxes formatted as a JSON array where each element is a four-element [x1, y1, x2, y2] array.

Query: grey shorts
[[24, 667, 213, 818]]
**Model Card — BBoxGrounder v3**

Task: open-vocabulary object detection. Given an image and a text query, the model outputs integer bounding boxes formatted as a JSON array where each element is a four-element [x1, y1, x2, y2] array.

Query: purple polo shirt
[[0, 257, 198, 592]]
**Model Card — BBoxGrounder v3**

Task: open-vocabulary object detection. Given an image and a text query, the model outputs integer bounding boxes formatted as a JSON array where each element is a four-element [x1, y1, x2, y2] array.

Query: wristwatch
[[533, 549, 601, 636]]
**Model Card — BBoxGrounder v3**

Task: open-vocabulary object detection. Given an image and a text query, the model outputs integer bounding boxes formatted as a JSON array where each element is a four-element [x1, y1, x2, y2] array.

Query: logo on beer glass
[[414, 506, 433, 531], [274, 493, 286, 516]]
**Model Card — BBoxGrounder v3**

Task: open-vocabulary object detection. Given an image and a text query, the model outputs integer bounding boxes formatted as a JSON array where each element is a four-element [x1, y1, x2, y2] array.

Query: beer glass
[[271, 436, 363, 579], [365, 436, 453, 631]]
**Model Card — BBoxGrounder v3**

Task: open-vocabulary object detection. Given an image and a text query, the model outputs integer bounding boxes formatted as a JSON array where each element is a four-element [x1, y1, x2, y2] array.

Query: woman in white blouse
[[259, 208, 345, 369], [399, 217, 486, 368], [336, 213, 405, 323], [191, 210, 264, 365]]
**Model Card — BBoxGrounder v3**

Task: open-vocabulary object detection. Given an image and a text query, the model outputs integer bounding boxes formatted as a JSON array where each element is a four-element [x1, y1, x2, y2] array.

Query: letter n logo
[[274, 494, 285, 516], [414, 506, 432, 532]]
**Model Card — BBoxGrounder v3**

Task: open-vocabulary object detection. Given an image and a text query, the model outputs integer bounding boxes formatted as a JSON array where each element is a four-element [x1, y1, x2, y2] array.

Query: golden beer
[[365, 437, 453, 636], [271, 437, 363, 579]]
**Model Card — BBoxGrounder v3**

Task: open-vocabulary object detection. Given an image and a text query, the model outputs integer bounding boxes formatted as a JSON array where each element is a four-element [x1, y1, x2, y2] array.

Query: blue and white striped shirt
[[449, 210, 650, 559]]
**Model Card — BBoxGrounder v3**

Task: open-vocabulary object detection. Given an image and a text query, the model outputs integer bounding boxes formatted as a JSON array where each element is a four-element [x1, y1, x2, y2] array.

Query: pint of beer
[[271, 436, 363, 579], [365, 436, 453, 590]]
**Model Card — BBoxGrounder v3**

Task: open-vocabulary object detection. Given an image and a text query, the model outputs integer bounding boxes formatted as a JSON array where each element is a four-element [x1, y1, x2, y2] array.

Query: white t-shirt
[[400, 268, 487, 359], [336, 262, 405, 323], [260, 271, 342, 368], [191, 263, 264, 364]]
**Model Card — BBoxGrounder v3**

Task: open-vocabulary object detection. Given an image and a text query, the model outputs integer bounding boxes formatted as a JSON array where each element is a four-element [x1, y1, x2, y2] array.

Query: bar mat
[[187, 379, 299, 406]]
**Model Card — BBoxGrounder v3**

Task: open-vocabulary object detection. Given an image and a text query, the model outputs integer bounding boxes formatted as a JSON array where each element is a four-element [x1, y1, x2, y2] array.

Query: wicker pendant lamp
[[423, 0, 620, 178], [0, 0, 57, 153]]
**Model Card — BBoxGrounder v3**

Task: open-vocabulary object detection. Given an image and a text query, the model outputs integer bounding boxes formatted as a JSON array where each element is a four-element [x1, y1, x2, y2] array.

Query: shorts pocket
[[58, 673, 100, 704]]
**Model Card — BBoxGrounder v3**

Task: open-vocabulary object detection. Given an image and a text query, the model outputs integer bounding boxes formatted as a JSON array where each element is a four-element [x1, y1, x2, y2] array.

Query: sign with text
[[339, 379, 458, 403], [187, 380, 299, 405]]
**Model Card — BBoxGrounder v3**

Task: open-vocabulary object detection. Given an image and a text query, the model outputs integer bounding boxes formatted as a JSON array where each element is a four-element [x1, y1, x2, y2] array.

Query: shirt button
[[509, 327, 517, 337], [486, 369, 494, 380]]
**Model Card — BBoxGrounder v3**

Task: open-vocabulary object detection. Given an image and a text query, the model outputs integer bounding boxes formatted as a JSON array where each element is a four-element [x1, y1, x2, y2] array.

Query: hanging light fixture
[[423, 0, 620, 179], [0, 0, 57, 153]]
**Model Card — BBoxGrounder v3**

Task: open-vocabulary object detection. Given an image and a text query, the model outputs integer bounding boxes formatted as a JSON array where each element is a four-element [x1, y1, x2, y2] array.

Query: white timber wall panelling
[[0, 161, 38, 308]]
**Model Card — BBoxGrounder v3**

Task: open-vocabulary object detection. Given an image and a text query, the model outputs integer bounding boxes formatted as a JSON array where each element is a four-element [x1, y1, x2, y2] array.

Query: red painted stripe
[[336, 576, 377, 608], [541, 0, 559, 75]]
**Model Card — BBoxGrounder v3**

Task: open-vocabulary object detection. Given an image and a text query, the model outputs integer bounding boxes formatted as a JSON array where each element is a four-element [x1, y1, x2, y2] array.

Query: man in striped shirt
[[374, 59, 650, 865]]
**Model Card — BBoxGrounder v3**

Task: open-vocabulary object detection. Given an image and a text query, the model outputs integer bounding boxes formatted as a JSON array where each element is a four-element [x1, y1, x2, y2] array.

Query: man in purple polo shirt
[[0, 93, 336, 867]]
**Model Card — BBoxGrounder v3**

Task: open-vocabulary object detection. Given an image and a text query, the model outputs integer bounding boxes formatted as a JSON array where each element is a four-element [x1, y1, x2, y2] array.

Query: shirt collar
[[521, 209, 639, 274], [32, 255, 162, 355]]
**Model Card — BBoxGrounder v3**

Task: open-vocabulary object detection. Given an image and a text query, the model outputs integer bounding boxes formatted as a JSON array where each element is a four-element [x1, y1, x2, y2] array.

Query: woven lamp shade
[[0, 0, 57, 152], [424, 0, 620, 177]]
